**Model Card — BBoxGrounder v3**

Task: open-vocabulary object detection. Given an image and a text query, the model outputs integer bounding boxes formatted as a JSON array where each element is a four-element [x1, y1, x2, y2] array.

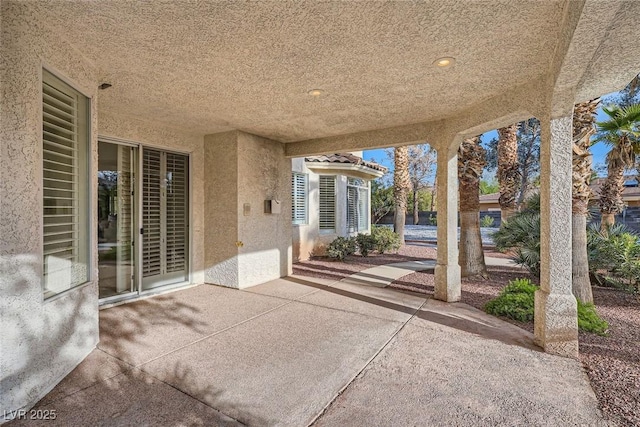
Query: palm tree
[[458, 136, 488, 278], [393, 146, 410, 245], [572, 99, 600, 303], [596, 104, 640, 228], [497, 124, 521, 222]]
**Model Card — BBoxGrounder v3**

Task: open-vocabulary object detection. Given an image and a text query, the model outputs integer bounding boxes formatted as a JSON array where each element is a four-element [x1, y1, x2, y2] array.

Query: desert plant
[[480, 215, 495, 228], [588, 222, 640, 292], [371, 225, 401, 254], [355, 233, 377, 257], [484, 278, 609, 334], [492, 194, 541, 275], [327, 236, 357, 261]]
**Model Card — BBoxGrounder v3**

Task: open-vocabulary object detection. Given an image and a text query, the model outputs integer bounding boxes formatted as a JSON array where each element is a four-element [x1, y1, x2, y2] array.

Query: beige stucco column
[[535, 114, 579, 358], [434, 144, 461, 302]]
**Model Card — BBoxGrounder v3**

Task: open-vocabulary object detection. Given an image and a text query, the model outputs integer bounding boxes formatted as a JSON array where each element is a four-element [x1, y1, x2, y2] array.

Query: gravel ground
[[293, 243, 640, 427]]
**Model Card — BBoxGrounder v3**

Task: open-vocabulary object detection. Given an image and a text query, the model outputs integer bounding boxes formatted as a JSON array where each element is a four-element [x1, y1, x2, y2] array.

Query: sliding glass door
[[98, 141, 189, 302], [98, 142, 136, 299]]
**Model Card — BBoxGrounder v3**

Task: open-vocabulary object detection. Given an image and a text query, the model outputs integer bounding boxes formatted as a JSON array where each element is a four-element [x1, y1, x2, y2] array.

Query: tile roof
[[305, 153, 387, 173]]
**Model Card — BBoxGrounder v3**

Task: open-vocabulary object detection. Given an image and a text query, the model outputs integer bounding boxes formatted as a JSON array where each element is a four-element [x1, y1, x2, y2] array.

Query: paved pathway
[[340, 256, 519, 289], [9, 269, 602, 426]]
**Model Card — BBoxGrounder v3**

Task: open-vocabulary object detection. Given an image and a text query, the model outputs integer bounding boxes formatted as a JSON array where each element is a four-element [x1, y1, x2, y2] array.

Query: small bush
[[484, 278, 536, 322], [481, 215, 495, 228], [484, 277, 609, 334], [327, 236, 356, 261], [371, 225, 401, 254], [577, 302, 609, 335], [355, 233, 377, 257], [428, 214, 437, 226]]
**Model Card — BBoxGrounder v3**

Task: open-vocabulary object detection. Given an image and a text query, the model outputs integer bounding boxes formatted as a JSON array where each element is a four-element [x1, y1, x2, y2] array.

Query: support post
[[434, 144, 461, 302], [535, 114, 579, 358]]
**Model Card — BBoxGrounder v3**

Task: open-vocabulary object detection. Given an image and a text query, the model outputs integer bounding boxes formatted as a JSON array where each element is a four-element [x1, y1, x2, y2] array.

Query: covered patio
[[2, 0, 640, 421], [9, 278, 602, 426]]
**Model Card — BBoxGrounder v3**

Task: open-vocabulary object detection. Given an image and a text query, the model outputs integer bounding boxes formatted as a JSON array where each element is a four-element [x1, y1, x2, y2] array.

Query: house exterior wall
[[1, 2, 100, 415], [291, 158, 372, 261], [204, 131, 292, 288]]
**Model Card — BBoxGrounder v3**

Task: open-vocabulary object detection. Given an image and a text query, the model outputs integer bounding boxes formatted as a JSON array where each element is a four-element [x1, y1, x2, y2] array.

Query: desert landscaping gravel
[[292, 243, 640, 427]]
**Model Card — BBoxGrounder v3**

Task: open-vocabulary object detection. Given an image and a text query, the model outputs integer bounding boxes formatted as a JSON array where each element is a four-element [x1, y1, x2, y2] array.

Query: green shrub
[[484, 278, 536, 322], [480, 215, 495, 228], [492, 196, 541, 276], [428, 214, 437, 226], [371, 225, 401, 254], [577, 302, 609, 335], [484, 277, 609, 334], [355, 233, 377, 257], [587, 223, 640, 292], [327, 236, 357, 261]]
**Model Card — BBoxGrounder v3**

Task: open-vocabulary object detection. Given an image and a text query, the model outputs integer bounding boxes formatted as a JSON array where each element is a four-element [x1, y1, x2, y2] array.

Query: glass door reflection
[[98, 142, 136, 299]]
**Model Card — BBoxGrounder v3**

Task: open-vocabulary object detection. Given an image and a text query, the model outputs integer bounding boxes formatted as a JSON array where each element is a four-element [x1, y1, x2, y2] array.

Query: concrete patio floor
[[11, 275, 605, 426]]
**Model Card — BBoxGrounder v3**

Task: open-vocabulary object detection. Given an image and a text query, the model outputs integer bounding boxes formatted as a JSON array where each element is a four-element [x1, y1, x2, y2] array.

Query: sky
[[364, 89, 623, 181]]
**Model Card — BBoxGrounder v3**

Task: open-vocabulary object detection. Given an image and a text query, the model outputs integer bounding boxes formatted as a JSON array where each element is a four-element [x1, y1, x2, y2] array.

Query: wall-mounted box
[[264, 199, 281, 214]]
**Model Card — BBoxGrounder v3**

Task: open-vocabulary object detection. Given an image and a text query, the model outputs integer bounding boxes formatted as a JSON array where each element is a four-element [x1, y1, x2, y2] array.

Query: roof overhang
[[304, 162, 385, 180]]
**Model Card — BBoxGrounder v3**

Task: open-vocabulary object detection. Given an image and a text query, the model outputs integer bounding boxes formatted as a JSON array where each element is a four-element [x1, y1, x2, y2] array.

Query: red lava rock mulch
[[292, 243, 640, 427]]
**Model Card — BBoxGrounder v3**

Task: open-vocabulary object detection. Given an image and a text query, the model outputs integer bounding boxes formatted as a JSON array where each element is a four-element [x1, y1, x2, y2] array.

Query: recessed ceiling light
[[307, 89, 324, 96], [434, 57, 455, 68]]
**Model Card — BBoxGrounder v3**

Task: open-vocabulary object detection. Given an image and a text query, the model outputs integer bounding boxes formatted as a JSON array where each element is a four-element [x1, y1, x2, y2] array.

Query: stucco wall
[[204, 131, 292, 289], [98, 111, 206, 285], [0, 2, 100, 416]]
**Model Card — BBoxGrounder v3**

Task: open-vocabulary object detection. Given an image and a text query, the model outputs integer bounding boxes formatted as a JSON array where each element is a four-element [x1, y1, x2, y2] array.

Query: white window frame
[[42, 69, 91, 300], [291, 172, 308, 225], [318, 175, 336, 233], [347, 178, 369, 233]]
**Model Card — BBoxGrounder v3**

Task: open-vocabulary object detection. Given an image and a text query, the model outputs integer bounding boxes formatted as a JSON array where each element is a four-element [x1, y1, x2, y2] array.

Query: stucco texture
[[1, 1, 99, 414], [204, 131, 292, 289]]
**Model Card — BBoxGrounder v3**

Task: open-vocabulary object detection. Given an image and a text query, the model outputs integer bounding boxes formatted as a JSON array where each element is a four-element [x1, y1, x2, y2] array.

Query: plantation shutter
[[319, 176, 336, 231], [165, 153, 188, 274], [142, 149, 189, 289], [143, 149, 162, 278], [42, 70, 89, 297], [291, 173, 307, 224], [347, 186, 358, 232], [358, 186, 368, 231]]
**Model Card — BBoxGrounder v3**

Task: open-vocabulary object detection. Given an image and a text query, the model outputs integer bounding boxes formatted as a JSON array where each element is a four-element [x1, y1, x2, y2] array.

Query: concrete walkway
[[341, 256, 519, 289], [10, 275, 603, 426]]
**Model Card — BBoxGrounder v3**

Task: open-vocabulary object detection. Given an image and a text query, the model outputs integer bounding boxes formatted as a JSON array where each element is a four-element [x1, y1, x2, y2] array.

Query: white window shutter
[[319, 176, 336, 231], [42, 70, 89, 297], [291, 173, 307, 224]]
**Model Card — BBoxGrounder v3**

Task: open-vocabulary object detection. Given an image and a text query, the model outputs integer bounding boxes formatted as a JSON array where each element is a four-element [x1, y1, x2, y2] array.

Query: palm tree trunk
[[413, 188, 419, 225], [394, 146, 410, 245], [599, 158, 626, 230], [601, 213, 616, 228], [572, 213, 593, 303], [458, 137, 488, 278], [497, 124, 520, 222], [571, 99, 599, 304]]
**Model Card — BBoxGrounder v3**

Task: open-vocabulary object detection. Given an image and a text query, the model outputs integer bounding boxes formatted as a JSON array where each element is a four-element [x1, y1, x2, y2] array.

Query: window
[[318, 175, 336, 232], [347, 178, 369, 232], [42, 70, 90, 298], [291, 172, 308, 225]]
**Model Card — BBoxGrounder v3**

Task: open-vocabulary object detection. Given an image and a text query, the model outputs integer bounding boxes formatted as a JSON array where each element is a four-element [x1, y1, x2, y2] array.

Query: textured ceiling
[[30, 1, 570, 141]]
